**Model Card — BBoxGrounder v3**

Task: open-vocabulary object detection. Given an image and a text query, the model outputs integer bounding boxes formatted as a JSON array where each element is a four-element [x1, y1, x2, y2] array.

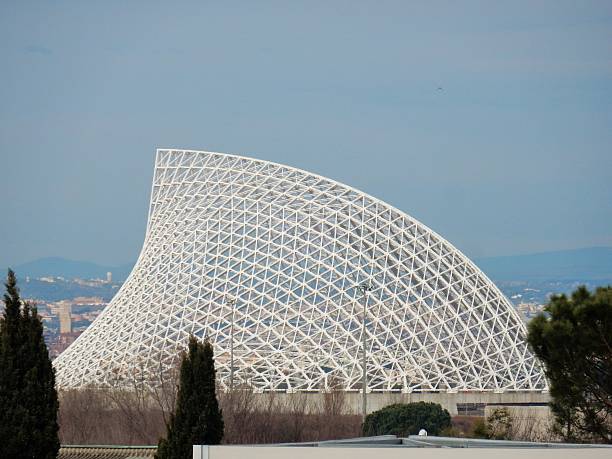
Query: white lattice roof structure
[[54, 149, 546, 392]]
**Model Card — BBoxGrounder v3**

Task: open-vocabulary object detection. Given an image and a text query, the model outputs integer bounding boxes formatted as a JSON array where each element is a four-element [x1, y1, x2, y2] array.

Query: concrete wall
[[247, 391, 550, 415]]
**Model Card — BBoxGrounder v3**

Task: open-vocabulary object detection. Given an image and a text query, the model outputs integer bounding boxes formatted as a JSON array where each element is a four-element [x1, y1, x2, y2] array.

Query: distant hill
[[11, 257, 134, 282], [8, 247, 612, 285], [475, 247, 612, 282]]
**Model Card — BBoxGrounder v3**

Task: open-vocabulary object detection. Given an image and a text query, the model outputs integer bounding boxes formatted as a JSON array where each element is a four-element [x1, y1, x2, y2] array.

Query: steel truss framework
[[55, 149, 546, 392]]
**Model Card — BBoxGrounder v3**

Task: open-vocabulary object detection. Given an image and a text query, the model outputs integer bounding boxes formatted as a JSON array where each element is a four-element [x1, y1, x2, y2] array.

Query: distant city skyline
[[1, 1, 611, 267]]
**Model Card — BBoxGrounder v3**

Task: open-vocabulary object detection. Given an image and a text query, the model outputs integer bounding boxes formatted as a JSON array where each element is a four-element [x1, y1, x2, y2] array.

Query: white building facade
[[54, 149, 546, 393]]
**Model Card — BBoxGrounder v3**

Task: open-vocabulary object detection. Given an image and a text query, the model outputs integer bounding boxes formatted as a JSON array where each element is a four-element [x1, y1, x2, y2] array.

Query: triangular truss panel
[[54, 149, 547, 392]]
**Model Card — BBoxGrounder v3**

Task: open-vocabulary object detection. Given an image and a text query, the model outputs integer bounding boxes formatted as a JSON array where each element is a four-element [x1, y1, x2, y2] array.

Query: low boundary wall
[[249, 391, 550, 416]]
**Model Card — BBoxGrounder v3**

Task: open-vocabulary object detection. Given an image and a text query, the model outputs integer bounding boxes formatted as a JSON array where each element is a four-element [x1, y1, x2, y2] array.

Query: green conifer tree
[[0, 269, 60, 459], [157, 336, 224, 459], [528, 285, 612, 443]]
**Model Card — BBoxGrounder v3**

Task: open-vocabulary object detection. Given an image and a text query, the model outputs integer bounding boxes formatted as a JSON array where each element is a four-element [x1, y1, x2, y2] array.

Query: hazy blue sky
[[1, 1, 611, 267]]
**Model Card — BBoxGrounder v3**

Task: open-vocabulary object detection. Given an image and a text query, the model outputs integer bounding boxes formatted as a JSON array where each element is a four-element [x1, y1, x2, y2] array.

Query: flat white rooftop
[[194, 435, 612, 459]]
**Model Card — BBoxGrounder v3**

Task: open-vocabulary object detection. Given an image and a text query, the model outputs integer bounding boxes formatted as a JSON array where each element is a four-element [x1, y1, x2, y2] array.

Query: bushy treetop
[[362, 401, 451, 437], [528, 285, 612, 443]]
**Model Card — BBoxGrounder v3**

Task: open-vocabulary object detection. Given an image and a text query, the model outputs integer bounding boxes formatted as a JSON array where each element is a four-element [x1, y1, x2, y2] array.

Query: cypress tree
[[157, 335, 224, 459], [0, 269, 60, 459]]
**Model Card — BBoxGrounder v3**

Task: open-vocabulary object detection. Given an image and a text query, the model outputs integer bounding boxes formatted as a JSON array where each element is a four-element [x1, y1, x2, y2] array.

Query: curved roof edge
[[155, 147, 526, 333]]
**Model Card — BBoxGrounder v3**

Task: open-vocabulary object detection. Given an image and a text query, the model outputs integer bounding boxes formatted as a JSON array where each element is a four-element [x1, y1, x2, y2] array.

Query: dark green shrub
[[0, 269, 60, 459], [362, 402, 451, 437], [528, 286, 612, 443], [157, 336, 224, 459]]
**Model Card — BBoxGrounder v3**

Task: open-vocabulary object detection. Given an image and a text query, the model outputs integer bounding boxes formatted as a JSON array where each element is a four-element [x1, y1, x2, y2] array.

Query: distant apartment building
[[58, 301, 72, 334]]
